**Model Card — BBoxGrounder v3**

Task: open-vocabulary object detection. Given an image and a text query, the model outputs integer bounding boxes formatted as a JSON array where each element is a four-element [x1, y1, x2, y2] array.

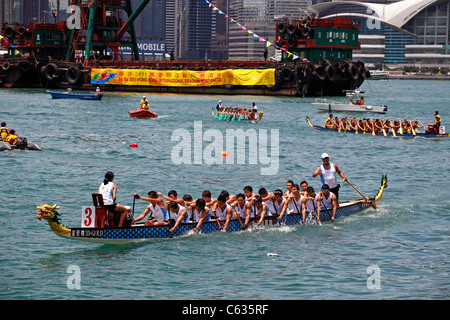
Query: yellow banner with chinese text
[[91, 68, 275, 87]]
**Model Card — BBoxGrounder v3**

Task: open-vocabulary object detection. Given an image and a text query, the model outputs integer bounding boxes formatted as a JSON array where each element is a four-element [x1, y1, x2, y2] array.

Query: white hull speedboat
[[312, 89, 387, 114]]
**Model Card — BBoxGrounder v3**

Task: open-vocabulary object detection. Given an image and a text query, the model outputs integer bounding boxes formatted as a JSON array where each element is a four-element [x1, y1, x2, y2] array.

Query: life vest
[[435, 115, 441, 125], [0, 127, 9, 141], [7, 134, 17, 145]]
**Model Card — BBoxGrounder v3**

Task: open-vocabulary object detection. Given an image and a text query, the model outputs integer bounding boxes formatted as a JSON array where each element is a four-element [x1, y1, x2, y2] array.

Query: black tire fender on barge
[[325, 65, 336, 81], [348, 63, 359, 80], [287, 23, 298, 35], [4, 27, 15, 39], [66, 66, 82, 85], [2, 62, 11, 71], [280, 67, 293, 82], [18, 60, 32, 74], [277, 23, 287, 34], [40, 63, 60, 82], [312, 65, 326, 81]]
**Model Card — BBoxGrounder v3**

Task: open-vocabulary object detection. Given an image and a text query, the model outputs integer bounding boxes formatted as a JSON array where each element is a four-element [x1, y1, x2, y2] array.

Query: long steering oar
[[345, 179, 377, 209]]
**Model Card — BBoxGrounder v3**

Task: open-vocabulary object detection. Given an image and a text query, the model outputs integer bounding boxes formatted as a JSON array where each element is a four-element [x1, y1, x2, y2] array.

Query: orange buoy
[[129, 143, 138, 148], [221, 151, 227, 157]]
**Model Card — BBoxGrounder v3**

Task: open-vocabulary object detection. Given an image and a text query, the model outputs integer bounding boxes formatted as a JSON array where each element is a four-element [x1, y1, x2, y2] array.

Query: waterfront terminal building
[[309, 0, 450, 67]]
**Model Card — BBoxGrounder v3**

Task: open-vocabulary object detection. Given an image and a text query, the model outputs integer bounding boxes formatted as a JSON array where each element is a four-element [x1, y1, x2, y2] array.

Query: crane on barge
[[0, 1, 369, 96]]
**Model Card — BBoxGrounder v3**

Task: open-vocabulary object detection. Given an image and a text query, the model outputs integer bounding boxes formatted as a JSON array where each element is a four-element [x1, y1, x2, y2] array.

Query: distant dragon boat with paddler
[[306, 117, 449, 139]]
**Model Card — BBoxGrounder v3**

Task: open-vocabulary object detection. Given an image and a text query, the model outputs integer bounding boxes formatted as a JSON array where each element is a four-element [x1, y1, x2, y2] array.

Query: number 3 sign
[[82, 206, 96, 227]]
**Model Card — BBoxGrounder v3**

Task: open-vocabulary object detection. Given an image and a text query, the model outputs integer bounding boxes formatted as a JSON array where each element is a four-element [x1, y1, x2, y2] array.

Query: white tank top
[[288, 196, 303, 213], [264, 198, 276, 214], [273, 198, 285, 215], [150, 203, 167, 222], [233, 201, 248, 217], [305, 195, 319, 213], [320, 163, 337, 188], [174, 204, 189, 223], [320, 192, 335, 209], [252, 203, 270, 216], [99, 182, 114, 205], [215, 204, 231, 220], [192, 208, 210, 222]]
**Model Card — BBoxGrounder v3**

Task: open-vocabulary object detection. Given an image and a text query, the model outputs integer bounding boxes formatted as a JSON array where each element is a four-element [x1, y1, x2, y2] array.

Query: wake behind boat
[[36, 175, 387, 245], [47, 90, 103, 100], [312, 89, 387, 114]]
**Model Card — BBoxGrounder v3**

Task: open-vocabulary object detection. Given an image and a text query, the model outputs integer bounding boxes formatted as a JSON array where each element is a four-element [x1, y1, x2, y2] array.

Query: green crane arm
[[115, 0, 151, 41]]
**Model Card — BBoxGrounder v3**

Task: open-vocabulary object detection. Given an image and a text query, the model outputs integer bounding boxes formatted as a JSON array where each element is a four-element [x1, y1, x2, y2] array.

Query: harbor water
[[0, 79, 449, 301]]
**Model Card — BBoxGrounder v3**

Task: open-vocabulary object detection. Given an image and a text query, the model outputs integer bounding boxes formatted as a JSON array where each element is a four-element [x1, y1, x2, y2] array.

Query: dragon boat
[[306, 117, 449, 139], [47, 90, 103, 100], [129, 109, 158, 118], [212, 108, 263, 123], [36, 175, 387, 245]]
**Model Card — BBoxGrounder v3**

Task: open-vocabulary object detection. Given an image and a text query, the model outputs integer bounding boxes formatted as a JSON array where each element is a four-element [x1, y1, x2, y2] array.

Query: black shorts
[[330, 185, 340, 199], [104, 204, 117, 212]]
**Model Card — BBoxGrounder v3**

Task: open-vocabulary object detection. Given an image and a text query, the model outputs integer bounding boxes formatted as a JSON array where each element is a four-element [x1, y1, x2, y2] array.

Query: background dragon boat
[[306, 117, 449, 139], [36, 175, 387, 245], [212, 108, 263, 123], [0, 1, 368, 97]]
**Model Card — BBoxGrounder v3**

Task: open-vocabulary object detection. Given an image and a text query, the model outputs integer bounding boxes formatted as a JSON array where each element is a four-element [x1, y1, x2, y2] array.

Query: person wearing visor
[[312, 153, 346, 201]]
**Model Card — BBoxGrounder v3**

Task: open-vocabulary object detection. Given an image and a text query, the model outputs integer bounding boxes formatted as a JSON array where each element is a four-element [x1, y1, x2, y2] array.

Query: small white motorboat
[[312, 89, 387, 114]]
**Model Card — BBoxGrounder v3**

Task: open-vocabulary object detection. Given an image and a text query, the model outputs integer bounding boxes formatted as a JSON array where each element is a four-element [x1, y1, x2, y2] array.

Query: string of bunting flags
[[203, 0, 309, 62], [0, 35, 24, 57]]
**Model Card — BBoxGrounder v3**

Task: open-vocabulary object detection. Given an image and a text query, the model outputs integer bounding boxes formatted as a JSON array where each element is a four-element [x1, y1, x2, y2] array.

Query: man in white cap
[[216, 100, 223, 111], [312, 153, 346, 200], [140, 96, 148, 109]]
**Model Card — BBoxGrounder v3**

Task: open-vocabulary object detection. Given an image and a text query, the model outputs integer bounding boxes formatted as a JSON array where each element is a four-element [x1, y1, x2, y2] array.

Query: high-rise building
[[1, 0, 67, 26], [131, 0, 165, 41], [227, 0, 311, 60]]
